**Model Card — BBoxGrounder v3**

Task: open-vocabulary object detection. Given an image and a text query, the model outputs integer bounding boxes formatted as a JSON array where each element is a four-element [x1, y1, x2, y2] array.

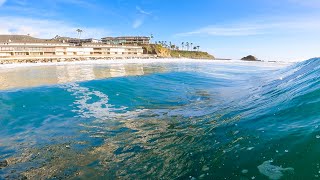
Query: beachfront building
[[0, 35, 70, 57], [0, 35, 145, 58], [81, 43, 144, 56], [53, 36, 102, 44], [81, 38, 102, 44], [67, 38, 102, 44], [101, 36, 150, 45]]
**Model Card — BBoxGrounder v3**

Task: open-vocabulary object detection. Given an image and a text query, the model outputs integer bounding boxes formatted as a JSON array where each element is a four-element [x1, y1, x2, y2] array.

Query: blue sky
[[0, 0, 319, 61]]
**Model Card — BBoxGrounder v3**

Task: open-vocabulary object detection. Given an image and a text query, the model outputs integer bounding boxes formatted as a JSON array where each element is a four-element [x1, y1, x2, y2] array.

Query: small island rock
[[241, 55, 258, 61]]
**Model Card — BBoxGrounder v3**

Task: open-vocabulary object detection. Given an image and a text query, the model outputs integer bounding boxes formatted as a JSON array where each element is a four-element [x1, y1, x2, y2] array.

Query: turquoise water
[[0, 59, 319, 179]]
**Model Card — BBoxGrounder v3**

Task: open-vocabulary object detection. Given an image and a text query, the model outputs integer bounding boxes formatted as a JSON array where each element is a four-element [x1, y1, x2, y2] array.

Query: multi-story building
[[53, 37, 102, 44], [0, 35, 70, 57], [0, 35, 145, 58], [81, 38, 102, 44], [81, 43, 144, 56], [101, 36, 150, 45]]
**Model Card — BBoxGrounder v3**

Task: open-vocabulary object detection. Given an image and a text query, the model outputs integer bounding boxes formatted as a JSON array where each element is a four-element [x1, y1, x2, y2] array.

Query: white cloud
[[136, 6, 152, 16], [287, 0, 320, 7], [177, 26, 264, 37], [0, 17, 111, 38], [131, 6, 152, 29], [132, 18, 143, 29], [0, 0, 6, 6], [176, 16, 320, 37], [47, 0, 96, 8]]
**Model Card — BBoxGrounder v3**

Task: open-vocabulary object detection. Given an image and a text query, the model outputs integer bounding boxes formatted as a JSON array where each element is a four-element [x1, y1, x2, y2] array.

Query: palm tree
[[170, 44, 176, 50], [76, 29, 83, 38], [181, 42, 184, 50], [186, 42, 190, 51], [76, 29, 83, 44], [150, 34, 154, 44], [197, 46, 200, 51], [190, 43, 193, 51]]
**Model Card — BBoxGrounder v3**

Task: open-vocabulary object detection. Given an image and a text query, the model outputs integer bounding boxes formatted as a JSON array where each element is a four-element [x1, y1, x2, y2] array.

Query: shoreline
[[0, 57, 292, 70]]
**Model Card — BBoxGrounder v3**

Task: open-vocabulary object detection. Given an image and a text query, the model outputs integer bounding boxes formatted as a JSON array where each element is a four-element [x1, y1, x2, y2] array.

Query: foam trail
[[60, 83, 146, 121]]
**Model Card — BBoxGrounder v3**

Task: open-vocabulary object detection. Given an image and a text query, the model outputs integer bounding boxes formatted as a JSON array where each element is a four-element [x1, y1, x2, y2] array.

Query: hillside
[[143, 44, 215, 59]]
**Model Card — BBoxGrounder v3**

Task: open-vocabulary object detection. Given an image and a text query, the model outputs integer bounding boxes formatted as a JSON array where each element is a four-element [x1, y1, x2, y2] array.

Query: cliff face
[[143, 44, 171, 58], [143, 45, 214, 59]]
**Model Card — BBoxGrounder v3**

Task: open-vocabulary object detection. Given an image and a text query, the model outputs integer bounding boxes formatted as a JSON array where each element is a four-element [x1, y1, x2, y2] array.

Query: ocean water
[[0, 59, 319, 179]]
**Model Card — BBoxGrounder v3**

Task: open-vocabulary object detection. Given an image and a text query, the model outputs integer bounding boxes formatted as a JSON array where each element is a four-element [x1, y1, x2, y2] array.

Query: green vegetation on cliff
[[170, 50, 214, 59], [143, 44, 214, 59]]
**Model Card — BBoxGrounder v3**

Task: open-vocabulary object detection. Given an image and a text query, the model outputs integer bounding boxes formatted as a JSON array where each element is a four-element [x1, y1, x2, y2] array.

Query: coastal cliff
[[143, 44, 215, 59]]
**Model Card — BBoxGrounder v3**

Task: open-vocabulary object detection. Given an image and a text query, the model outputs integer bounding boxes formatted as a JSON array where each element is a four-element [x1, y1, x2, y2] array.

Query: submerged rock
[[241, 55, 258, 61], [257, 160, 294, 180], [0, 160, 8, 168]]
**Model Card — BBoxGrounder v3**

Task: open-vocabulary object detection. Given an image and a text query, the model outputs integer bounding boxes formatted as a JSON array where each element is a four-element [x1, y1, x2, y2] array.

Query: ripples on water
[[0, 59, 319, 179]]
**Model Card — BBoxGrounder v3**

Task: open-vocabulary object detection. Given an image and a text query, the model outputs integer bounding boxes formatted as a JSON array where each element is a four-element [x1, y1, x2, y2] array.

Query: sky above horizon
[[0, 0, 319, 61]]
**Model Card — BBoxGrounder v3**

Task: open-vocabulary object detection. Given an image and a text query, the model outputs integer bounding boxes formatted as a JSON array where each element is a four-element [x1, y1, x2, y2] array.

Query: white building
[[0, 35, 145, 58]]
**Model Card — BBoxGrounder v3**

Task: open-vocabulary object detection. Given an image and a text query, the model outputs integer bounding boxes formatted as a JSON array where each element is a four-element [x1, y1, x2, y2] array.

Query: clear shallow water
[[0, 59, 319, 179]]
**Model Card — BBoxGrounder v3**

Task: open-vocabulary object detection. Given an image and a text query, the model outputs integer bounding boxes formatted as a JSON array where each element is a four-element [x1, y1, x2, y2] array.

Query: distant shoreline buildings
[[0, 34, 215, 64], [0, 35, 151, 59]]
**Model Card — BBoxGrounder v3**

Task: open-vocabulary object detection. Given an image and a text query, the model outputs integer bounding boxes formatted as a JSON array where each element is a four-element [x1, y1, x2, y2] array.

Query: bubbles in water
[[202, 165, 210, 172], [247, 147, 254, 151], [258, 160, 294, 180], [285, 150, 289, 153], [241, 169, 248, 174], [199, 174, 205, 178], [316, 135, 320, 139]]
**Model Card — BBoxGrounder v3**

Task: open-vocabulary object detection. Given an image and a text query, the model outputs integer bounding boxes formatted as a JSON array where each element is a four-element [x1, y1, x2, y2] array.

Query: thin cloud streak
[[132, 18, 144, 29], [131, 6, 152, 29], [49, 0, 96, 8], [136, 6, 152, 15], [0, 17, 111, 38], [176, 17, 320, 37], [287, 0, 320, 7], [0, 0, 6, 6]]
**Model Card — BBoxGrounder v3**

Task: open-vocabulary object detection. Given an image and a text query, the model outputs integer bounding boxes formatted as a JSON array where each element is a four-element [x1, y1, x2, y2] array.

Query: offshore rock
[[241, 55, 258, 61]]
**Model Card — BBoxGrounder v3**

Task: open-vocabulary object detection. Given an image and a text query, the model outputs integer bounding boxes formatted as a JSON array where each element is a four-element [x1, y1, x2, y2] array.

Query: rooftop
[[0, 35, 62, 44], [102, 36, 150, 40]]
